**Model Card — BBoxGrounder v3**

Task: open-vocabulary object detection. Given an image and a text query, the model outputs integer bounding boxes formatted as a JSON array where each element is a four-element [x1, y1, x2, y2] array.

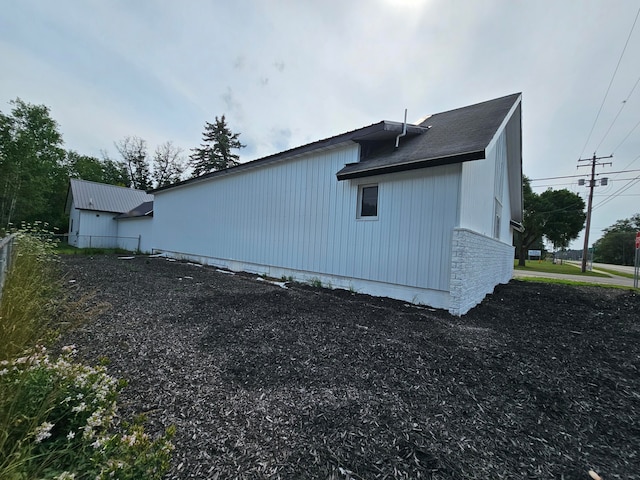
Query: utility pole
[[578, 153, 613, 272]]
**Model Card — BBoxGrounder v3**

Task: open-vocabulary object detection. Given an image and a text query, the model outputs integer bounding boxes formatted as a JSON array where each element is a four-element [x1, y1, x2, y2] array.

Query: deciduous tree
[[593, 214, 640, 265], [115, 136, 152, 190], [152, 141, 184, 188], [516, 177, 586, 265], [539, 188, 586, 251], [0, 98, 66, 230], [65, 151, 129, 186]]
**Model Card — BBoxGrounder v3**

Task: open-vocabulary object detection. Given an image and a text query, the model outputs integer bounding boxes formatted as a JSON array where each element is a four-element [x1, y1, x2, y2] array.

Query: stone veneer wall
[[449, 228, 514, 316]]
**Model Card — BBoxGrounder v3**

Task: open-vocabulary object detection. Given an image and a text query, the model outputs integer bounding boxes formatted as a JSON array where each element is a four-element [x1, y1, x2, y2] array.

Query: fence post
[[0, 234, 16, 304]]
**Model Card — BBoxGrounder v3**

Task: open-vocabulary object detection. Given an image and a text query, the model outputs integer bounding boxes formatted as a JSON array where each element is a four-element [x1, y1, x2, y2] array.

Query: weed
[[309, 277, 322, 288]]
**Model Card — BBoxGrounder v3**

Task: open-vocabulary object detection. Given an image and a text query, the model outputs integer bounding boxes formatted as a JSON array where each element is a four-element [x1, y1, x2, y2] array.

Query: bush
[[0, 346, 174, 479], [0, 227, 174, 479]]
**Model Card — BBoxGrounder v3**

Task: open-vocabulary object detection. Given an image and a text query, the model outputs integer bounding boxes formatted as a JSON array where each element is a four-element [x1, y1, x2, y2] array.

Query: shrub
[[0, 227, 174, 479], [0, 345, 174, 479]]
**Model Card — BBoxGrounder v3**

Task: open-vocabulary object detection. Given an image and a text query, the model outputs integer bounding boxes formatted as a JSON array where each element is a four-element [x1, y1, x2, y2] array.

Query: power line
[[611, 116, 640, 154], [529, 168, 640, 182], [593, 174, 640, 210], [595, 74, 640, 152], [578, 5, 640, 159]]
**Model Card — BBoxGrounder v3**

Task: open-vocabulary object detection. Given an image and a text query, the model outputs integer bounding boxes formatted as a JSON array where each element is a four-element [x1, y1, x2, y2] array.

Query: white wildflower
[[72, 402, 87, 413], [61, 345, 77, 355], [53, 472, 76, 480], [34, 421, 54, 443], [0, 368, 8, 376], [67, 430, 76, 440]]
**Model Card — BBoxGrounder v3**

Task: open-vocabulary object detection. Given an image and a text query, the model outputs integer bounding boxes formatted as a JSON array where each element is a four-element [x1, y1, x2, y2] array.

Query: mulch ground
[[57, 254, 640, 480]]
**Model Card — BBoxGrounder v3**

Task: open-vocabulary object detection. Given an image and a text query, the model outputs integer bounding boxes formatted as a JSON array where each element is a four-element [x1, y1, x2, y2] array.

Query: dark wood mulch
[[57, 255, 640, 479]]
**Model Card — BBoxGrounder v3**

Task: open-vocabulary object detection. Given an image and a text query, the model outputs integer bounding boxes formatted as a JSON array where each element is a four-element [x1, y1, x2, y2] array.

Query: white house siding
[[449, 228, 514, 315], [154, 144, 461, 308], [116, 217, 153, 253], [458, 155, 496, 237], [72, 210, 119, 248]]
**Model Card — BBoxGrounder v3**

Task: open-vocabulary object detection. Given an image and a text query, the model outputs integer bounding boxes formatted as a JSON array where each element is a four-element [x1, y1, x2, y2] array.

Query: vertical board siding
[[459, 154, 496, 237], [154, 144, 460, 292]]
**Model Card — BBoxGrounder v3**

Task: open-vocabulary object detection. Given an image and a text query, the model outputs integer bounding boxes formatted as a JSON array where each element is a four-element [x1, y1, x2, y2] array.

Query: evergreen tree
[[189, 115, 245, 177]]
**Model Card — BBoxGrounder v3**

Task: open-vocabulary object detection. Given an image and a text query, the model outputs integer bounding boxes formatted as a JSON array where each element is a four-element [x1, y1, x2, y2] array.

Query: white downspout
[[395, 109, 408, 149]]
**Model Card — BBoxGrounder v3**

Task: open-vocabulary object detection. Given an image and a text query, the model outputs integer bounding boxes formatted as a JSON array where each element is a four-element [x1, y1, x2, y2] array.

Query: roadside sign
[[636, 232, 640, 249]]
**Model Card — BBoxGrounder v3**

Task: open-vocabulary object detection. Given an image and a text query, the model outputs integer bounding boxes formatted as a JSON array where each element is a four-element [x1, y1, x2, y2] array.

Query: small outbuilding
[[65, 179, 153, 250], [151, 93, 523, 315]]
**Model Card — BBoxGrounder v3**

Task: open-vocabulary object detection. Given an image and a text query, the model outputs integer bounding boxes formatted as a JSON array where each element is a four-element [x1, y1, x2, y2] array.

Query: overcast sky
[[2, 0, 639, 249]]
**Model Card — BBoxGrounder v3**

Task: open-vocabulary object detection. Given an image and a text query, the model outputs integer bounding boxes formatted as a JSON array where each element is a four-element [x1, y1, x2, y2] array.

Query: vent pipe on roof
[[395, 109, 408, 149]]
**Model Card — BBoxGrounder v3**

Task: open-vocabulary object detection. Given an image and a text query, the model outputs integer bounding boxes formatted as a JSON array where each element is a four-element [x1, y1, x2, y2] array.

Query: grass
[[514, 259, 609, 277], [516, 276, 637, 290], [0, 229, 174, 479], [55, 243, 133, 256], [591, 266, 636, 279]]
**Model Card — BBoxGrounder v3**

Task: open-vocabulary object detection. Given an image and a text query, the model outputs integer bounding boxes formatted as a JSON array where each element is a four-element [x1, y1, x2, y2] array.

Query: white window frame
[[357, 183, 379, 220]]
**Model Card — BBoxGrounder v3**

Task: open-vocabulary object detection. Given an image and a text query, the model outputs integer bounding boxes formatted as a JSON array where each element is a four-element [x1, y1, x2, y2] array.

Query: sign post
[[635, 232, 640, 289]]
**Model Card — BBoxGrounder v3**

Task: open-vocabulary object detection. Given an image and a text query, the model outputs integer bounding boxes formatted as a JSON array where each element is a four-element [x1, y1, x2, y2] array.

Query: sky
[[1, 0, 640, 249]]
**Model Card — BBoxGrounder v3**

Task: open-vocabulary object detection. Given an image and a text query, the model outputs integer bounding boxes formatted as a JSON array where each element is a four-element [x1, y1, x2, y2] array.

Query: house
[[150, 93, 522, 315], [65, 179, 153, 251]]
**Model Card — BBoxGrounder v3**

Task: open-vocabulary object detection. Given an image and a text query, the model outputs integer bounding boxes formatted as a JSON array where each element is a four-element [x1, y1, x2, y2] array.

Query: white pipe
[[395, 108, 408, 148]]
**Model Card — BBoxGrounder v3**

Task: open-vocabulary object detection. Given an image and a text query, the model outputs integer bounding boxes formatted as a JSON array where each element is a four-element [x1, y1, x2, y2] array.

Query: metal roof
[[66, 179, 153, 214]]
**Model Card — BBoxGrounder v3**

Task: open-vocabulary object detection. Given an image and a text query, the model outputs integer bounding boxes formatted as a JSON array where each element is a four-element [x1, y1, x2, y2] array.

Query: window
[[358, 184, 378, 218]]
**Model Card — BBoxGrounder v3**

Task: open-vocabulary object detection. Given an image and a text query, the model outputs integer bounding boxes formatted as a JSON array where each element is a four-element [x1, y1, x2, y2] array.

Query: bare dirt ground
[[57, 254, 640, 480]]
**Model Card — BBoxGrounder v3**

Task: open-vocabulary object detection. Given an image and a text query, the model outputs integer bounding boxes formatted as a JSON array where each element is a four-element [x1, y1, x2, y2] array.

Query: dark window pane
[[361, 186, 378, 217]]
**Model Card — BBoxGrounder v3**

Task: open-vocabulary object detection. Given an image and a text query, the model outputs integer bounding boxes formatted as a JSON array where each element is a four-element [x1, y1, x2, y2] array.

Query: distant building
[[65, 179, 153, 251]]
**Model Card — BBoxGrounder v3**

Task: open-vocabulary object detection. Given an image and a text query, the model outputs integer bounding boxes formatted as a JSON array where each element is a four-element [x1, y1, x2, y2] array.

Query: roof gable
[[66, 179, 153, 214]]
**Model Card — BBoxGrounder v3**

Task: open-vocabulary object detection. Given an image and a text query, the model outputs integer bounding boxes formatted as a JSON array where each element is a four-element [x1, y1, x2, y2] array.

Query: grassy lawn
[[592, 266, 636, 279], [514, 259, 609, 277], [54, 242, 133, 255]]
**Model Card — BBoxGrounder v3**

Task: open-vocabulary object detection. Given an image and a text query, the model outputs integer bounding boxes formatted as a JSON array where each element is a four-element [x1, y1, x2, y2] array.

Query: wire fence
[[0, 233, 17, 304], [65, 234, 141, 251]]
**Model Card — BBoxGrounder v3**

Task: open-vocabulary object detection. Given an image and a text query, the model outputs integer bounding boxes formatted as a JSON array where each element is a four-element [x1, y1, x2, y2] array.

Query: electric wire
[[610, 116, 640, 154], [595, 74, 640, 152], [578, 5, 640, 159]]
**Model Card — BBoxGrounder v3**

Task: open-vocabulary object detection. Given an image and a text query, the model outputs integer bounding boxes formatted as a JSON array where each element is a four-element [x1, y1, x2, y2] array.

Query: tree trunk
[[518, 233, 526, 266]]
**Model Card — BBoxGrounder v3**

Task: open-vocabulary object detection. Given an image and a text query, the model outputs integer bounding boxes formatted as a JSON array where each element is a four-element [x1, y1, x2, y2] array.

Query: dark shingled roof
[[114, 201, 154, 219], [336, 93, 521, 180], [152, 93, 521, 193]]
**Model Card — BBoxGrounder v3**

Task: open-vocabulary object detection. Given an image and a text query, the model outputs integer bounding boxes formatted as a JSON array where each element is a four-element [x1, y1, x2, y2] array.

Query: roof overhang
[[336, 150, 485, 180]]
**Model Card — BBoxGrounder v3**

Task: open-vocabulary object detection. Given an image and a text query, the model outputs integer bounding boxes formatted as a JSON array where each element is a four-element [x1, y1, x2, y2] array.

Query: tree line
[[0, 98, 244, 232]]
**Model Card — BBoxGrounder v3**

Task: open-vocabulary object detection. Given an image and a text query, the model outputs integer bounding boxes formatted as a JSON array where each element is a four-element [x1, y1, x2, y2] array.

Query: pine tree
[[189, 115, 245, 177]]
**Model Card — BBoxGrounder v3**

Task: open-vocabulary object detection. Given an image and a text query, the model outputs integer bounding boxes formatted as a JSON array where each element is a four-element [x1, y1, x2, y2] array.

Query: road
[[514, 261, 638, 288]]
